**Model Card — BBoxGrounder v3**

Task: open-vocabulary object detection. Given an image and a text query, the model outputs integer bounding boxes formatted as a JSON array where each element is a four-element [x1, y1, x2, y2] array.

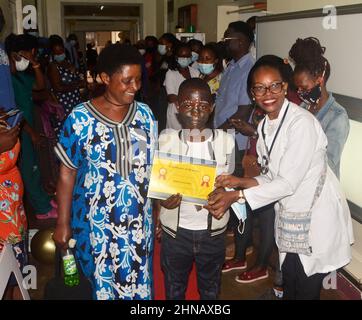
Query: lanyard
[[261, 103, 290, 157]]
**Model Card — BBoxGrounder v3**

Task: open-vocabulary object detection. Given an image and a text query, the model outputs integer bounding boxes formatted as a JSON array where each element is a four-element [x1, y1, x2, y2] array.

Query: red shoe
[[235, 268, 269, 283], [36, 208, 58, 220], [222, 260, 247, 273]]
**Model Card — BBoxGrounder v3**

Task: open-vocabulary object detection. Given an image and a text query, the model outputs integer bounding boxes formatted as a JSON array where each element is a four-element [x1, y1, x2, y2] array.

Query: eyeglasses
[[222, 37, 242, 42], [251, 81, 284, 97]]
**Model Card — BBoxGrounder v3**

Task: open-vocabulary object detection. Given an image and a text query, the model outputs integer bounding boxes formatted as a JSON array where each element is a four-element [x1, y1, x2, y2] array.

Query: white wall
[[268, 0, 362, 14], [43, 0, 157, 38]]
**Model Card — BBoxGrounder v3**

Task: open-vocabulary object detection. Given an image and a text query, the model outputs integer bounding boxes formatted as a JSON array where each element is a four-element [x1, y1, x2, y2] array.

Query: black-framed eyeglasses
[[251, 81, 284, 97], [261, 155, 269, 175]]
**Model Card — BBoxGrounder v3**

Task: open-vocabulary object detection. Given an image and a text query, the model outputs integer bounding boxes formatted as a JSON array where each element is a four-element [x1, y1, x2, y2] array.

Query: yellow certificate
[[148, 151, 217, 205]]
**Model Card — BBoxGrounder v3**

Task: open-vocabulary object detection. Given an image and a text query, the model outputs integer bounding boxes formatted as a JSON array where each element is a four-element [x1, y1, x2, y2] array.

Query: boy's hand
[[215, 175, 242, 189], [204, 189, 239, 220], [160, 194, 182, 210]]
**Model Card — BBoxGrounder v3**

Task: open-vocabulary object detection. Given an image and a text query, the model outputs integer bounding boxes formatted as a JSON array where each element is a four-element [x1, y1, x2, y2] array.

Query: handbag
[[43, 247, 93, 300], [242, 137, 260, 178]]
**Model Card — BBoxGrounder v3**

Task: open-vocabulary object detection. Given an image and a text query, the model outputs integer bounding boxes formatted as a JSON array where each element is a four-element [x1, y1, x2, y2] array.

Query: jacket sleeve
[[244, 115, 322, 210], [324, 111, 350, 177]]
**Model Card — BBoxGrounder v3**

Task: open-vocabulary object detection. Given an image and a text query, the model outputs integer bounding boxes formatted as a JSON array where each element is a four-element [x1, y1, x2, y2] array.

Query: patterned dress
[[55, 101, 157, 300], [52, 64, 82, 133], [0, 140, 28, 280]]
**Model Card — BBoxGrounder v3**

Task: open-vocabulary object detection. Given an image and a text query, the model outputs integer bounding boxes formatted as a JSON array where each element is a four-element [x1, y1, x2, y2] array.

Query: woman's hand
[[53, 222, 72, 250], [228, 118, 257, 137], [204, 188, 239, 220], [160, 194, 182, 210], [0, 125, 20, 153], [19, 50, 38, 67], [215, 175, 243, 189]]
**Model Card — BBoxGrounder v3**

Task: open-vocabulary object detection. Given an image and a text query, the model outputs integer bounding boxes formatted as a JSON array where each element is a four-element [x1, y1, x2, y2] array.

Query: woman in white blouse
[[205, 55, 354, 300], [164, 43, 200, 130]]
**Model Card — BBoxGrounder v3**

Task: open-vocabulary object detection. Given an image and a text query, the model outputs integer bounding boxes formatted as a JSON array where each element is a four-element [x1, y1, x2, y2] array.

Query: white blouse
[[244, 100, 354, 276]]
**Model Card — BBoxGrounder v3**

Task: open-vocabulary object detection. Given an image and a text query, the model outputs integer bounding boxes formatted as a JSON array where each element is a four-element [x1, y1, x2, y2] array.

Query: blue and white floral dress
[[55, 101, 157, 300]]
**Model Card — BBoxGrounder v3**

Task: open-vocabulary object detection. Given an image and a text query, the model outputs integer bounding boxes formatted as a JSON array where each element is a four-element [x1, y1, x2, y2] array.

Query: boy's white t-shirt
[[179, 136, 213, 230]]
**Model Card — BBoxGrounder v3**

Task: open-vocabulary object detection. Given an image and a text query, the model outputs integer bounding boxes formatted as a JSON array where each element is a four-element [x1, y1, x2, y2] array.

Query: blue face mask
[[54, 53, 66, 63], [158, 44, 167, 56], [198, 63, 215, 75], [191, 51, 199, 63], [177, 57, 191, 68]]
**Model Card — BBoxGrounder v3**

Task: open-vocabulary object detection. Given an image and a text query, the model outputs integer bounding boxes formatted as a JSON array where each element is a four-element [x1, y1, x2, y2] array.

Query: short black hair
[[159, 33, 180, 48], [228, 21, 254, 45], [178, 78, 212, 102], [49, 34, 64, 50], [188, 39, 203, 50], [289, 37, 331, 82], [97, 43, 143, 76], [247, 55, 294, 95], [5, 34, 38, 54]]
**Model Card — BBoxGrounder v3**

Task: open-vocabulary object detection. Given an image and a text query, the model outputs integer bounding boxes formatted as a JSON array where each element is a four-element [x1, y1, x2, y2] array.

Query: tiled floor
[[26, 214, 348, 300]]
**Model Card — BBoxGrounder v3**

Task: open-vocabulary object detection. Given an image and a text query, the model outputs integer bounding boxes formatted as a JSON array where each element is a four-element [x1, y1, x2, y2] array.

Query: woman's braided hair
[[289, 37, 330, 82]]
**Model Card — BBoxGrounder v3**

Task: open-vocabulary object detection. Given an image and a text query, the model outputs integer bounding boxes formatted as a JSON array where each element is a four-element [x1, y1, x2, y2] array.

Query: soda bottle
[[62, 239, 80, 287]]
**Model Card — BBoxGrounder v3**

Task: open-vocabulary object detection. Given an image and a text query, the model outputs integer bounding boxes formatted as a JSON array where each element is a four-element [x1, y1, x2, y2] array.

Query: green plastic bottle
[[62, 240, 80, 287]]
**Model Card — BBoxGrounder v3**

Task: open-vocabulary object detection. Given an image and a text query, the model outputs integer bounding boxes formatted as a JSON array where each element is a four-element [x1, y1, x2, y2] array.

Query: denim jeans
[[161, 228, 226, 300]]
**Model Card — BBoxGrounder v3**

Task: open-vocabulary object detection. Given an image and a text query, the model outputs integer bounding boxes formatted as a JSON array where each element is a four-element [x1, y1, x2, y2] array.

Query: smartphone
[[10, 111, 23, 128]]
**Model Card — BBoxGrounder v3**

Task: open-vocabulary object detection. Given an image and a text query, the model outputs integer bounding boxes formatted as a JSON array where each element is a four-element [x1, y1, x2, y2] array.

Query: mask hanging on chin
[[298, 83, 322, 105], [54, 53, 66, 63], [15, 57, 30, 72]]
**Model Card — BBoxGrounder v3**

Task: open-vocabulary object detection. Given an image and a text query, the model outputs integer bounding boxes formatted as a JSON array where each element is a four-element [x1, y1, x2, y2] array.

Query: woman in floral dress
[[0, 121, 27, 300], [53, 44, 157, 300]]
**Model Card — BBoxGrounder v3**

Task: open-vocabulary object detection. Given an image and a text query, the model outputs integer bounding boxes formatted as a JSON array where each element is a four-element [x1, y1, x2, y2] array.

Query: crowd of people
[[0, 17, 354, 301]]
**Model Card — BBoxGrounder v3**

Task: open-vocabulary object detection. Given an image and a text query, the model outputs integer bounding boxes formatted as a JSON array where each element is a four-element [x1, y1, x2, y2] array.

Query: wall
[[268, 0, 362, 13], [43, 0, 157, 38], [0, 0, 14, 41], [156, 0, 167, 37], [173, 0, 251, 42]]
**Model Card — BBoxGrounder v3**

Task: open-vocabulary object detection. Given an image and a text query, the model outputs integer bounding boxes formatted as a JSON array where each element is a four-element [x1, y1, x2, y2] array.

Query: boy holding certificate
[[157, 78, 242, 300]]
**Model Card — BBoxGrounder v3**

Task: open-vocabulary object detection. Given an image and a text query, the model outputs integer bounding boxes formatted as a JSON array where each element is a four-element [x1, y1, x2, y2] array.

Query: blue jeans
[[161, 228, 226, 300]]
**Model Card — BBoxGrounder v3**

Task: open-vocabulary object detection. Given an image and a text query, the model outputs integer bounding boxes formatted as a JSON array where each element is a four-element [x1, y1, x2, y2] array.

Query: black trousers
[[161, 228, 225, 300], [232, 204, 275, 267], [282, 253, 327, 300]]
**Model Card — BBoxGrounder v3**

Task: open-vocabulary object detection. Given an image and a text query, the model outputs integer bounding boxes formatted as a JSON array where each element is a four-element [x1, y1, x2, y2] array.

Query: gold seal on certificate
[[148, 151, 217, 205]]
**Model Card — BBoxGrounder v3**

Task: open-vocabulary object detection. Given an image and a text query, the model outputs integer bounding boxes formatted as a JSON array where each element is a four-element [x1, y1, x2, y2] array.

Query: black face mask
[[298, 84, 322, 105]]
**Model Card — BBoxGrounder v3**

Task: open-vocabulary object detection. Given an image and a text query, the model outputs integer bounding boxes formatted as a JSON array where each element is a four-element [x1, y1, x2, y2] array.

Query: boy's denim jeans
[[161, 227, 226, 300]]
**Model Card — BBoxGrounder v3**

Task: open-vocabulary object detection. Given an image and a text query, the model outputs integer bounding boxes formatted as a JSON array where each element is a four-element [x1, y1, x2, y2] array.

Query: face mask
[[54, 53, 66, 63], [138, 49, 146, 56], [298, 84, 322, 105], [198, 63, 215, 75], [191, 51, 199, 63], [15, 57, 30, 72], [177, 57, 191, 69], [158, 44, 167, 56]]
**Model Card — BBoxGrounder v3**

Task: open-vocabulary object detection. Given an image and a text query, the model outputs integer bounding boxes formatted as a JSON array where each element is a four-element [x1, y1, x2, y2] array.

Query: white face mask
[[138, 49, 146, 56], [15, 57, 30, 72]]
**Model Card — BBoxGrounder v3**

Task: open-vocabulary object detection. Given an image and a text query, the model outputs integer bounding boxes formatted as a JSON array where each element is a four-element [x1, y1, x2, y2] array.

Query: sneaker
[[222, 260, 247, 273], [235, 268, 269, 284], [36, 207, 58, 220]]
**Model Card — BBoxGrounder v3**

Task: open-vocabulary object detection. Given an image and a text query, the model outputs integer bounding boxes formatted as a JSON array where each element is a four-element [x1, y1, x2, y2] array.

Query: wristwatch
[[237, 190, 246, 204]]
